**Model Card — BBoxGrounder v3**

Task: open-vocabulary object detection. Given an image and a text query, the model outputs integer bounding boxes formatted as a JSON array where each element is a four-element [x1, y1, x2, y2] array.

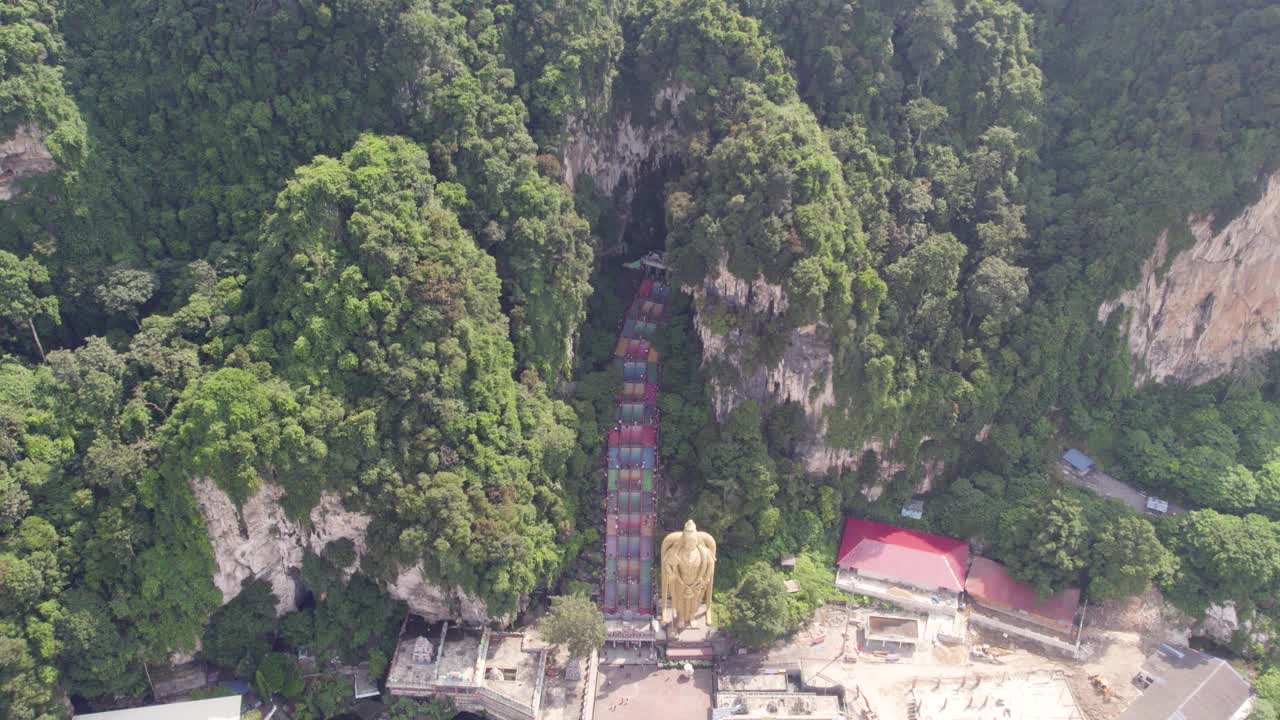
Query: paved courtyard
[[594, 667, 712, 720]]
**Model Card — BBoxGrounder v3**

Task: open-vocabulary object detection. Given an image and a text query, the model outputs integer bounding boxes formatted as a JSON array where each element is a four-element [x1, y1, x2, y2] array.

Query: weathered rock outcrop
[[688, 255, 824, 418], [561, 84, 690, 230], [193, 479, 370, 613], [1195, 602, 1273, 657], [0, 124, 57, 200], [1100, 171, 1280, 384], [387, 563, 492, 625], [688, 256, 943, 486], [192, 478, 491, 622]]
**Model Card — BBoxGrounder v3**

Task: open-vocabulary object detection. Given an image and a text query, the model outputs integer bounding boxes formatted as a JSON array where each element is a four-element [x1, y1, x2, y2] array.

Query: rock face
[[567, 84, 938, 483], [1199, 603, 1240, 646], [688, 255, 843, 467], [1100, 171, 1280, 384], [1197, 602, 1272, 655], [386, 563, 493, 625], [0, 125, 57, 200], [192, 478, 492, 622], [688, 256, 942, 485], [689, 255, 819, 418], [561, 83, 690, 231]]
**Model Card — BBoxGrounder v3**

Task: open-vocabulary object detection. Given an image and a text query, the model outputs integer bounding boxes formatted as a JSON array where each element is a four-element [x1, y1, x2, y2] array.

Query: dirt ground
[[963, 589, 1195, 720], [725, 597, 1199, 720], [851, 663, 1085, 720]]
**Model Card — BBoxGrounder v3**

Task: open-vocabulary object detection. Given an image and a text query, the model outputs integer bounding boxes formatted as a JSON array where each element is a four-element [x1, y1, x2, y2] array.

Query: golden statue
[[660, 520, 716, 628]]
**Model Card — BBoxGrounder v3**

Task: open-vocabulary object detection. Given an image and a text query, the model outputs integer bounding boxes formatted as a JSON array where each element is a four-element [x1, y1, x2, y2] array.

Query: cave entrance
[[616, 155, 682, 258], [573, 155, 683, 374]]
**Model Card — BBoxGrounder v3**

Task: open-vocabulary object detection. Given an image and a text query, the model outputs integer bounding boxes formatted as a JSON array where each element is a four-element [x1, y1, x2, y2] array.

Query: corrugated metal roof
[[1063, 448, 1095, 471], [1118, 645, 1252, 720], [836, 518, 968, 592], [74, 695, 241, 720]]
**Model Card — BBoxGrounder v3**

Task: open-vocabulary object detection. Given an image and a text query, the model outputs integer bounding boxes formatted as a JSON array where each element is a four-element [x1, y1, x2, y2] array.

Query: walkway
[[602, 274, 669, 618], [1058, 462, 1185, 516]]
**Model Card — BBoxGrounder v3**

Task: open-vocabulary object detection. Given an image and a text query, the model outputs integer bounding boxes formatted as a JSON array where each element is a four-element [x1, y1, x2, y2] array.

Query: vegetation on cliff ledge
[[3, 0, 1280, 716]]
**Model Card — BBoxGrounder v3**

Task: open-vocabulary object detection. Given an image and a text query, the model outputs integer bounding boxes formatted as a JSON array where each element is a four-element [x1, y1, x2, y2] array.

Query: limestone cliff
[[687, 255, 943, 486], [687, 254, 836, 452], [0, 125, 57, 200], [1099, 171, 1280, 384], [567, 85, 937, 484], [561, 83, 690, 233], [192, 478, 491, 622]]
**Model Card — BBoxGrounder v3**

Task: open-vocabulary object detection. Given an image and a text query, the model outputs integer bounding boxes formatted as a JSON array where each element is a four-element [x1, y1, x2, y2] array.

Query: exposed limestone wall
[[386, 562, 494, 625], [0, 124, 56, 200], [688, 254, 826, 421], [192, 479, 370, 614], [688, 256, 945, 485], [561, 83, 690, 230], [192, 478, 493, 621], [1198, 602, 1272, 655], [688, 256, 843, 472], [1100, 171, 1280, 384]]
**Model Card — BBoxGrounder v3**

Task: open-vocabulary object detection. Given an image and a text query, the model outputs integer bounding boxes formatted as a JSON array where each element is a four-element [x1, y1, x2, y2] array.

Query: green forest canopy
[[3, 0, 1280, 717]]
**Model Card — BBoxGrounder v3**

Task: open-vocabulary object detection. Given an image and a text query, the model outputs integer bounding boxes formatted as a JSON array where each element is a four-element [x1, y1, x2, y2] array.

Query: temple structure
[[602, 272, 668, 618], [385, 621, 548, 720]]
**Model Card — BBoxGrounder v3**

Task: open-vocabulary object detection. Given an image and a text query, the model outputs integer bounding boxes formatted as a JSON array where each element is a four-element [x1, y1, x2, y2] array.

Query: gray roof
[[74, 696, 241, 720], [1063, 448, 1095, 471], [1119, 644, 1252, 720]]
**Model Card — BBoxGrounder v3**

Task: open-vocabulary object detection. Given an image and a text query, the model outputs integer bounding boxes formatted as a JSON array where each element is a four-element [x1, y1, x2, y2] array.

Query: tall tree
[[693, 401, 780, 544], [726, 562, 789, 649], [999, 493, 1089, 596], [540, 594, 606, 659], [1088, 515, 1177, 600], [1160, 510, 1280, 612], [0, 251, 59, 362]]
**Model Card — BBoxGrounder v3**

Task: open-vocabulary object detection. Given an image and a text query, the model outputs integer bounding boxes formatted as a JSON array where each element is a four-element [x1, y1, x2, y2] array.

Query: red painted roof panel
[[964, 557, 1080, 628], [836, 517, 969, 593]]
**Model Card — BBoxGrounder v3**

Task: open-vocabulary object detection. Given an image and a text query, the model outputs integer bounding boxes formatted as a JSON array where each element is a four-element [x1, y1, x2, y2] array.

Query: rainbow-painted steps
[[601, 276, 669, 618]]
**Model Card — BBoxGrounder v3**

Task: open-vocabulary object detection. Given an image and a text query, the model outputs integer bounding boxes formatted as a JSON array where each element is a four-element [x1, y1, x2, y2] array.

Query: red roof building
[[836, 518, 969, 593], [965, 557, 1080, 632]]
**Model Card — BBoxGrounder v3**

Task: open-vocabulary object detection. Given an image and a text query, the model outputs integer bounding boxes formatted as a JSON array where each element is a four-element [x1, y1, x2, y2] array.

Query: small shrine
[[411, 636, 434, 665]]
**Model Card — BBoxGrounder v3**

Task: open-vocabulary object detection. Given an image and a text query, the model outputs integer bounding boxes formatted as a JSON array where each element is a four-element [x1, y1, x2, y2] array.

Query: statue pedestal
[[670, 623, 712, 644], [663, 604, 711, 632], [664, 609, 717, 661]]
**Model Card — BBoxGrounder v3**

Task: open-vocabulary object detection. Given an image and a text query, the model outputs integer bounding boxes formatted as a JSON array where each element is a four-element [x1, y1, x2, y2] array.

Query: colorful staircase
[[602, 275, 669, 618]]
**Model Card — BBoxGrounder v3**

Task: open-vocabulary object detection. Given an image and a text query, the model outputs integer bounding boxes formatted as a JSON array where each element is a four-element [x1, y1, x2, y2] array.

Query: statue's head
[[683, 519, 697, 534]]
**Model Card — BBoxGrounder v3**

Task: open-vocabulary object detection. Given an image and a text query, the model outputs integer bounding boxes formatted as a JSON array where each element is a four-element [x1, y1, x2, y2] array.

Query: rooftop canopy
[[836, 517, 969, 593], [965, 556, 1081, 629], [1062, 448, 1095, 472], [74, 696, 241, 720], [1119, 644, 1253, 720]]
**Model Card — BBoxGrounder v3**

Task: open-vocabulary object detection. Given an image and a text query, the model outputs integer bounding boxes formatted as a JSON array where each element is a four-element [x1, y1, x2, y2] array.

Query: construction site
[[752, 593, 1240, 720], [847, 665, 1085, 720]]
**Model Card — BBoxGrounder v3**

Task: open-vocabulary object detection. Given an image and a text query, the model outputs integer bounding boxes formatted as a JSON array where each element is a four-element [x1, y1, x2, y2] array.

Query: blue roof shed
[[1062, 449, 1095, 472]]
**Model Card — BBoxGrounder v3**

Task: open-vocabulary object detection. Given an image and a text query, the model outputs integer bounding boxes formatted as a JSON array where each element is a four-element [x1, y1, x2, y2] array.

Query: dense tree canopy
[[540, 594, 606, 658], [724, 561, 789, 649], [3, 0, 1280, 714], [245, 134, 574, 613]]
